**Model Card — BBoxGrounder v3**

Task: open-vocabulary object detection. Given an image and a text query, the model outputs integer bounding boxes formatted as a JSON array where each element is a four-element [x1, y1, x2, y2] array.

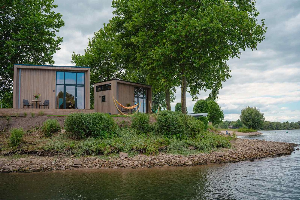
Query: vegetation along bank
[[0, 112, 297, 173]]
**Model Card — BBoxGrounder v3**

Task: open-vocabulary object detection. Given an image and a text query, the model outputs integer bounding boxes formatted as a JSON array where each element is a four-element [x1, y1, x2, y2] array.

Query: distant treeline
[[217, 120, 300, 130]]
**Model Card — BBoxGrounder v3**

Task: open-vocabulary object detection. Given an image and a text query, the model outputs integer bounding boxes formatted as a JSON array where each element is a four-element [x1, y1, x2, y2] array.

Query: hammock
[[113, 96, 140, 115], [115, 99, 139, 110]]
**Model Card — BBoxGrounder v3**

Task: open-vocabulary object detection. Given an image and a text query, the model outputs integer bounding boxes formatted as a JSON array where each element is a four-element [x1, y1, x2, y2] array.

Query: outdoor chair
[[23, 99, 33, 108], [39, 100, 49, 109]]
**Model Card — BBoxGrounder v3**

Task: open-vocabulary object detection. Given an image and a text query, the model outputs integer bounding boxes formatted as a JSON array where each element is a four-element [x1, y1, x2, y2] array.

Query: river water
[[0, 130, 299, 200]]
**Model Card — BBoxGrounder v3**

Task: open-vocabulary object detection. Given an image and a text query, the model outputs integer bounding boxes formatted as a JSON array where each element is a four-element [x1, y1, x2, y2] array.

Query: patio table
[[31, 100, 41, 109]]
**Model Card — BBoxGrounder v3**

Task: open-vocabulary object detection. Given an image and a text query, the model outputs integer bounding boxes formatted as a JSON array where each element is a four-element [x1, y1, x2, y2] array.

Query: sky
[[53, 0, 300, 122]]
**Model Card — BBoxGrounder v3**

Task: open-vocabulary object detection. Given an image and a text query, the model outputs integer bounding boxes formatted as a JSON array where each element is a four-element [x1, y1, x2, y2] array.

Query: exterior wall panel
[[13, 64, 90, 109], [94, 80, 152, 115]]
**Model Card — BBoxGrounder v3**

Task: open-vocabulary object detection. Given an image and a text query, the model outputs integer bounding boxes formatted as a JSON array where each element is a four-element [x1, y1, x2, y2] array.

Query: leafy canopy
[[0, 0, 64, 107], [193, 99, 224, 125], [240, 106, 265, 130], [111, 0, 267, 113]]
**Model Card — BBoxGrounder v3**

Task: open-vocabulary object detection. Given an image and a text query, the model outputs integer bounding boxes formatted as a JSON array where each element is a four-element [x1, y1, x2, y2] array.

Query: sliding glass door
[[56, 72, 85, 109]]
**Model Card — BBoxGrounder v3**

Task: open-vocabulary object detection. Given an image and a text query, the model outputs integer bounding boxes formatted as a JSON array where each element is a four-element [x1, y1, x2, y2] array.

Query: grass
[[237, 128, 257, 133], [47, 115, 68, 117]]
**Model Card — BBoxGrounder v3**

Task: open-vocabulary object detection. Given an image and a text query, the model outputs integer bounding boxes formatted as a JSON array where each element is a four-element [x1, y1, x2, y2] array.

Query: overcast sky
[[53, 0, 300, 122]]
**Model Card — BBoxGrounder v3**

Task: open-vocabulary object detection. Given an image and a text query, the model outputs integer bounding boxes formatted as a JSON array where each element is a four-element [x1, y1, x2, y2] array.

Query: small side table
[[31, 100, 41, 109]]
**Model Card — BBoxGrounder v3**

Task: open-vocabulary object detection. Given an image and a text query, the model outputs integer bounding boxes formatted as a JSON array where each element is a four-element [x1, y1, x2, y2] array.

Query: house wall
[[94, 80, 152, 114], [13, 64, 90, 109], [94, 80, 118, 114]]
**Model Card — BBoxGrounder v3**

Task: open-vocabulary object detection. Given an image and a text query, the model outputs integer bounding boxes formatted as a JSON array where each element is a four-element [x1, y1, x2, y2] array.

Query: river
[[0, 130, 299, 200]]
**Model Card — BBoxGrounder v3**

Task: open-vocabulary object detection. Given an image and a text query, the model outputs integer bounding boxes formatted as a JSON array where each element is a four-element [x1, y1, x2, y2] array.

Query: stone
[[119, 152, 128, 159]]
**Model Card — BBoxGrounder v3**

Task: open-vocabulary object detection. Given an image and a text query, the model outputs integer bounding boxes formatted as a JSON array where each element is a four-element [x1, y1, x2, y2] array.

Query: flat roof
[[15, 64, 90, 68], [95, 79, 151, 88]]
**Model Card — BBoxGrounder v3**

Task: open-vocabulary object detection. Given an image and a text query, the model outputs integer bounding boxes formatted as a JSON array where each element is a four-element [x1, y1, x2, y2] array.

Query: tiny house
[[13, 64, 90, 109], [94, 79, 152, 115]]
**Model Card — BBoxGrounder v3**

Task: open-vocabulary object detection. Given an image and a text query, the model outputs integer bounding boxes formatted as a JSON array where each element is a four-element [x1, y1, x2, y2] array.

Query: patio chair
[[39, 100, 49, 109], [23, 99, 33, 108]]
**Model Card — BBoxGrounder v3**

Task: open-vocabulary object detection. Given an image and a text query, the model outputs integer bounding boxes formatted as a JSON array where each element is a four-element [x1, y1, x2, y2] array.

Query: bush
[[65, 113, 118, 139], [41, 119, 61, 137], [197, 116, 208, 130], [10, 128, 24, 147], [131, 112, 150, 134], [156, 111, 205, 139]]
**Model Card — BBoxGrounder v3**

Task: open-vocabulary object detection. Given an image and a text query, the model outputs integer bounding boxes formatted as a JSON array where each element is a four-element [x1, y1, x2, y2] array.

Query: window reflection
[[56, 71, 85, 109], [65, 72, 76, 84], [77, 86, 84, 109], [134, 87, 147, 113], [56, 85, 64, 109], [57, 72, 64, 84], [77, 73, 84, 84]]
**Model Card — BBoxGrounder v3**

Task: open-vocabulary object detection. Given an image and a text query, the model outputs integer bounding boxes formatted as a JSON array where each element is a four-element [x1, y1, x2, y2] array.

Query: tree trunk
[[181, 72, 187, 114], [165, 88, 171, 110]]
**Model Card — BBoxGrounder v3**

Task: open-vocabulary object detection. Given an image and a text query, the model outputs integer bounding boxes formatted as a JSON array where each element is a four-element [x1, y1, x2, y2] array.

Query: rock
[[119, 152, 128, 159], [72, 160, 82, 168]]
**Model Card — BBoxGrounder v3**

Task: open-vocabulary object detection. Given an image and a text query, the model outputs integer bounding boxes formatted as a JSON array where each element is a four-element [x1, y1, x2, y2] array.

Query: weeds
[[9, 128, 24, 147]]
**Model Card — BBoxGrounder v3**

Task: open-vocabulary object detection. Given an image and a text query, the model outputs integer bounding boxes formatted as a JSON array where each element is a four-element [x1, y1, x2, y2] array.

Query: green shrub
[[237, 128, 257, 133], [197, 116, 208, 130], [31, 112, 35, 118], [65, 113, 118, 139], [131, 112, 150, 134], [41, 119, 61, 137], [156, 111, 185, 138], [156, 111, 205, 139], [10, 128, 24, 147]]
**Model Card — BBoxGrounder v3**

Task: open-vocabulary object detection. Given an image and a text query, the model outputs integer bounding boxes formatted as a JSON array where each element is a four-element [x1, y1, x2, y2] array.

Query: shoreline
[[0, 138, 297, 173], [220, 130, 262, 136]]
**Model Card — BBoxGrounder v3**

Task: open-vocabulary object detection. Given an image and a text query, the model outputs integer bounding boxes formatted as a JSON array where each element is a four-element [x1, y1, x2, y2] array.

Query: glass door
[[66, 86, 76, 109]]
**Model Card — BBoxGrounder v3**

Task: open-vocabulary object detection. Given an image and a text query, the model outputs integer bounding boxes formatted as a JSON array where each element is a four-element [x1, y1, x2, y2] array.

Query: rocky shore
[[0, 138, 297, 173]]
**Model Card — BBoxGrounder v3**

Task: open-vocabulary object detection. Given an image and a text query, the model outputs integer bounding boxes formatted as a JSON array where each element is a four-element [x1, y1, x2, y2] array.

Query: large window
[[56, 72, 85, 109], [134, 87, 147, 113]]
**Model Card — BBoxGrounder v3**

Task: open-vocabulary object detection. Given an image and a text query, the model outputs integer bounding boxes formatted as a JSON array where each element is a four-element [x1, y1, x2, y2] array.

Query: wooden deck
[[0, 108, 96, 116]]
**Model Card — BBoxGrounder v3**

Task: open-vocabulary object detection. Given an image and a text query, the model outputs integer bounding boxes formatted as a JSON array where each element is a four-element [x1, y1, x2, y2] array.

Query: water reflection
[[1, 130, 300, 200], [0, 166, 210, 200]]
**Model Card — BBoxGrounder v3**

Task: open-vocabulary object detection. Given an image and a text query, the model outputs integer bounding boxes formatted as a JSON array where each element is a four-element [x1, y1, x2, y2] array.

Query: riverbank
[[220, 130, 262, 136], [0, 138, 296, 173]]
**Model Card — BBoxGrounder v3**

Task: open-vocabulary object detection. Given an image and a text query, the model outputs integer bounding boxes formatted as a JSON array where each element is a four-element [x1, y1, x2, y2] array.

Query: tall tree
[[0, 0, 64, 107], [111, 0, 266, 114], [193, 98, 224, 125], [240, 107, 265, 130]]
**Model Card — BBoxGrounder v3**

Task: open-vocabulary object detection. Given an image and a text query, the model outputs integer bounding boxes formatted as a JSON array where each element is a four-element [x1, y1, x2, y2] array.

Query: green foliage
[[175, 103, 187, 113], [31, 113, 35, 118], [43, 128, 232, 156], [111, 0, 266, 114], [41, 119, 61, 137], [240, 107, 265, 130], [0, 0, 64, 106], [237, 128, 257, 133], [156, 111, 204, 139], [262, 121, 300, 130], [193, 100, 209, 113], [197, 116, 209, 130], [131, 112, 150, 134], [193, 99, 224, 125], [9, 128, 24, 147], [38, 111, 45, 116], [65, 113, 118, 139]]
